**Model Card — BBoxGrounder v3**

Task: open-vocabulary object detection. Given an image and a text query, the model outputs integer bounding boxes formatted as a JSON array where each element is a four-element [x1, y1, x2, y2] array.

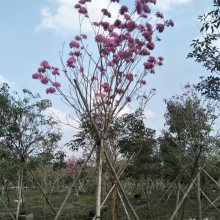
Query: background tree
[[0, 83, 62, 163], [0, 83, 62, 219], [160, 85, 219, 219]]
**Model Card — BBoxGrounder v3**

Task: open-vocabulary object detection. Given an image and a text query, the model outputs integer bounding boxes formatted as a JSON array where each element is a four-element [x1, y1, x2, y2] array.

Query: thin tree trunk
[[16, 169, 23, 220], [43, 170, 46, 220], [197, 171, 202, 220], [176, 177, 181, 209], [6, 183, 10, 206], [117, 188, 130, 220], [96, 139, 103, 220], [111, 185, 118, 220], [1, 183, 4, 204]]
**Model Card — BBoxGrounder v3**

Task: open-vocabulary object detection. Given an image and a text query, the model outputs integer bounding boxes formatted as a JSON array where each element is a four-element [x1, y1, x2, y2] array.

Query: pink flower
[[67, 57, 76, 67], [142, 4, 151, 13], [69, 41, 80, 48], [75, 36, 82, 41], [156, 23, 165, 33], [108, 24, 114, 32], [158, 56, 164, 61], [97, 92, 105, 98], [91, 76, 98, 81], [40, 60, 51, 69], [105, 100, 111, 105], [74, 4, 81, 9], [126, 73, 134, 81], [81, 34, 87, 39], [114, 100, 119, 106], [97, 66, 106, 72], [107, 60, 115, 67], [158, 61, 163, 66], [139, 49, 150, 56], [32, 73, 42, 79], [93, 22, 100, 27], [80, 66, 84, 73], [41, 77, 49, 84], [52, 82, 61, 87], [102, 83, 111, 92], [146, 42, 155, 50], [52, 67, 60, 75], [136, 0, 143, 15], [146, 22, 153, 32], [155, 12, 164, 19], [78, 7, 88, 15], [115, 88, 124, 94], [156, 36, 161, 41], [95, 118, 102, 125], [126, 20, 136, 32], [38, 66, 46, 73], [148, 0, 156, 4], [119, 5, 128, 15], [114, 19, 122, 28], [95, 34, 106, 43], [101, 8, 111, 18], [126, 96, 131, 102], [73, 51, 82, 57], [124, 14, 131, 20], [140, 79, 147, 85], [142, 31, 152, 42], [144, 62, 154, 70], [79, 0, 86, 4], [150, 69, 155, 74], [46, 87, 56, 94], [148, 56, 157, 63], [118, 50, 126, 57], [166, 19, 174, 27], [100, 21, 110, 31]]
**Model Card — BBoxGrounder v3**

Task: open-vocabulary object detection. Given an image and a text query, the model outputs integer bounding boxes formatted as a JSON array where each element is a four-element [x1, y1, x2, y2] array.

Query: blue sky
[[0, 0, 212, 149]]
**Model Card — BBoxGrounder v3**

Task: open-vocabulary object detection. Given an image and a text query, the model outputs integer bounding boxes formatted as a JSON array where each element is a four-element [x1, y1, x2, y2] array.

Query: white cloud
[[144, 109, 156, 119], [0, 74, 11, 85], [36, 0, 120, 35], [117, 106, 131, 117], [157, 0, 192, 11]]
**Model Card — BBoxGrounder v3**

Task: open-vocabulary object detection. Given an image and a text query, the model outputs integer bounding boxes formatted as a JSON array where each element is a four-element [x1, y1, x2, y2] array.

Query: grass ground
[[0, 189, 219, 219]]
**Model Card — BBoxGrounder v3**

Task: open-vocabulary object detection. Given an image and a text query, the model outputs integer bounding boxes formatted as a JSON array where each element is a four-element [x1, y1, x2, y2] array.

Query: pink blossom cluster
[[32, 0, 174, 128], [32, 60, 61, 94], [71, 0, 174, 77]]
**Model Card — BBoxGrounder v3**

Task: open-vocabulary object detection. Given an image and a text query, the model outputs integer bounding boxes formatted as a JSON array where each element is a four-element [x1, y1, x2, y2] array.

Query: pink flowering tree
[[33, 0, 173, 219]]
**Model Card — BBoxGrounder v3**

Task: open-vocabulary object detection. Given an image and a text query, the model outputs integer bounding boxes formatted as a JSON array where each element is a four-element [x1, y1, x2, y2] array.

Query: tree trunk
[[111, 185, 118, 220], [197, 171, 202, 220], [176, 177, 181, 209], [16, 169, 23, 220], [1, 183, 5, 203], [5, 183, 10, 205], [96, 139, 103, 220]]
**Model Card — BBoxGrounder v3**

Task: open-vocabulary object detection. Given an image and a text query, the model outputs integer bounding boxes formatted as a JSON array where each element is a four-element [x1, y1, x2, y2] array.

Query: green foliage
[[160, 87, 217, 182], [188, 0, 220, 99], [0, 83, 62, 162], [114, 111, 157, 179]]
